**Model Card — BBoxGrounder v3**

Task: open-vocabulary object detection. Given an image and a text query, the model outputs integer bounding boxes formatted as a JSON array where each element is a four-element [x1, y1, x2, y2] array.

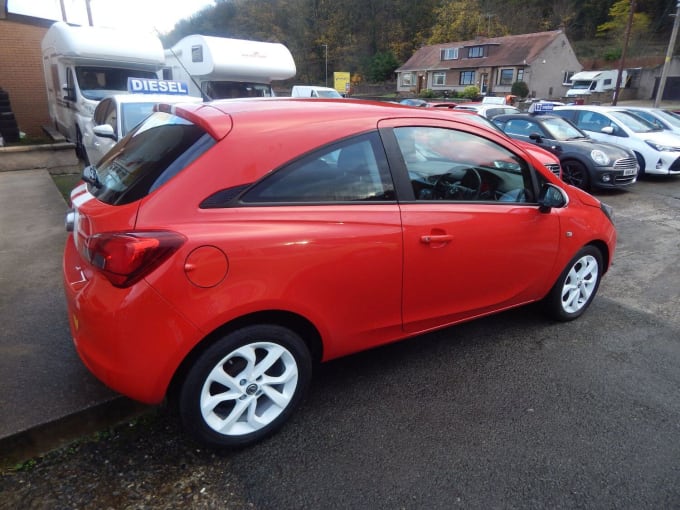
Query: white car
[[454, 103, 520, 119], [617, 106, 680, 136], [553, 105, 680, 176], [82, 93, 203, 164]]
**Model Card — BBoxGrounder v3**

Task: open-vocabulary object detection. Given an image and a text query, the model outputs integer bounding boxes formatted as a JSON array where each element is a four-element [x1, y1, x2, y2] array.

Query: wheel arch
[[167, 310, 323, 400], [586, 239, 611, 273]]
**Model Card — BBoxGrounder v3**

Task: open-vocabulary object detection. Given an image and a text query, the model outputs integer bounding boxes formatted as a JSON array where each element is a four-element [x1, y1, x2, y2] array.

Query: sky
[[7, 0, 216, 34]]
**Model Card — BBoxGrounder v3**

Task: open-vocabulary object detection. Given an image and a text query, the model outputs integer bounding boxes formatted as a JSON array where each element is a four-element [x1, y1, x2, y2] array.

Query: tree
[[597, 0, 650, 41], [511, 81, 529, 98]]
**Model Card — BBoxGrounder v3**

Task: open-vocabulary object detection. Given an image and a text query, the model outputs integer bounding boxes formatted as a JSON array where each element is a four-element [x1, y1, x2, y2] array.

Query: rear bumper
[[63, 236, 201, 404]]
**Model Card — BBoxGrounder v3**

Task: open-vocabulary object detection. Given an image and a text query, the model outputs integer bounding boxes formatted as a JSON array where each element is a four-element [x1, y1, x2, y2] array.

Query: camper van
[[566, 70, 626, 98], [162, 35, 296, 100], [41, 22, 165, 157]]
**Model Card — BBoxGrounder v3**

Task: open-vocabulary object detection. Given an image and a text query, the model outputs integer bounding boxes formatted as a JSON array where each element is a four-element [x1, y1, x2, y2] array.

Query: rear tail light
[[83, 231, 186, 288]]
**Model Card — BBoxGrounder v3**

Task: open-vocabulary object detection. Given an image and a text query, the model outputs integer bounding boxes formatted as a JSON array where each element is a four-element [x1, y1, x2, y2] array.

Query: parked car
[[446, 108, 563, 179], [493, 112, 638, 190], [63, 98, 617, 448], [616, 106, 680, 136], [553, 105, 680, 176], [454, 103, 520, 119], [82, 93, 203, 164]]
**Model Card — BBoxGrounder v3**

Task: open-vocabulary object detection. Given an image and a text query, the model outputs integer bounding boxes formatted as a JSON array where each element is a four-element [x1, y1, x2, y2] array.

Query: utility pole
[[655, 1, 680, 107], [612, 0, 635, 105]]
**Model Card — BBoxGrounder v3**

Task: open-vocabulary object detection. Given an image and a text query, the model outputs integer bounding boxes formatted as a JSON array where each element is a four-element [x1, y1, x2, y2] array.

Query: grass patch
[[51, 173, 82, 202]]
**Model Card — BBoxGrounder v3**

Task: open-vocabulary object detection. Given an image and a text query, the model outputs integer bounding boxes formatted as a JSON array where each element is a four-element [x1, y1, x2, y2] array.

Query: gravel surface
[[0, 411, 255, 509]]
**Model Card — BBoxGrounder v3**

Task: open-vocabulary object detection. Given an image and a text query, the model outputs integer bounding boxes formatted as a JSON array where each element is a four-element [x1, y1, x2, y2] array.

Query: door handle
[[421, 234, 453, 244]]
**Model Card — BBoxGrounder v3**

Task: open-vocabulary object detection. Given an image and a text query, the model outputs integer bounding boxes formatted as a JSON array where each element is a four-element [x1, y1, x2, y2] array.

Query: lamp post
[[322, 44, 328, 87]]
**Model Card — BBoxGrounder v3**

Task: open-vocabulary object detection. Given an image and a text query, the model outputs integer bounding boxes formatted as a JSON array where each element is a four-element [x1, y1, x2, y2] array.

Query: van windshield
[[76, 67, 157, 100], [89, 111, 215, 205], [203, 81, 273, 99]]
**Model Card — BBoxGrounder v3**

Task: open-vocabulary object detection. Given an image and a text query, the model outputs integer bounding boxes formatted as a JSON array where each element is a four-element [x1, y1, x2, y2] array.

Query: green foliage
[[596, 0, 651, 41], [367, 51, 400, 82], [511, 81, 529, 98], [462, 86, 480, 100], [418, 89, 437, 98]]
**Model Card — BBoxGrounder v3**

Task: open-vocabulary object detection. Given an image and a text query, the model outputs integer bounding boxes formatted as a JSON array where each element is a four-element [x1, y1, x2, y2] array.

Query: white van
[[163, 35, 296, 100], [41, 22, 165, 157], [291, 85, 343, 98]]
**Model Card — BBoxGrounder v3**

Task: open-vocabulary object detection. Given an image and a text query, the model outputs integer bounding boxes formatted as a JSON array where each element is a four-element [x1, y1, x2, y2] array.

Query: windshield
[[75, 67, 157, 100], [570, 80, 593, 90], [541, 116, 587, 140], [203, 81, 273, 99], [120, 102, 157, 137], [609, 110, 659, 133], [89, 111, 215, 205], [317, 89, 343, 98]]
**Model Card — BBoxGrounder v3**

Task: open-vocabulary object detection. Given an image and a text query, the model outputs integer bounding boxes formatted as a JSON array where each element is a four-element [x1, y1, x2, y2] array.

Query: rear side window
[[90, 112, 215, 205]]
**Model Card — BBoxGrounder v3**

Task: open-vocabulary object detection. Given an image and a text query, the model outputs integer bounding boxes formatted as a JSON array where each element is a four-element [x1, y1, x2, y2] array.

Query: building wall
[[528, 34, 583, 100], [0, 18, 51, 137]]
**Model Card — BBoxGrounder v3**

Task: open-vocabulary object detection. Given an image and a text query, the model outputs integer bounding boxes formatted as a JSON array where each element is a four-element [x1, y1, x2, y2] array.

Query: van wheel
[[75, 126, 88, 163], [178, 325, 312, 448]]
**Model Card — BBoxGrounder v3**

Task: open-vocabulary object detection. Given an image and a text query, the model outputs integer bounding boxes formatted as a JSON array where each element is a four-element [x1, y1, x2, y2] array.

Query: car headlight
[[590, 149, 610, 166], [645, 140, 680, 152]]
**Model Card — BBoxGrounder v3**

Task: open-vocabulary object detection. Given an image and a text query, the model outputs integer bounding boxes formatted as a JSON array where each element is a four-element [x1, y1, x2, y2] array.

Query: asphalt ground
[[0, 169, 149, 468]]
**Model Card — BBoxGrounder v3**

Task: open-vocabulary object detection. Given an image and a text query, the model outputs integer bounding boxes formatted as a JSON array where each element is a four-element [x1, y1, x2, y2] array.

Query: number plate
[[623, 168, 637, 176]]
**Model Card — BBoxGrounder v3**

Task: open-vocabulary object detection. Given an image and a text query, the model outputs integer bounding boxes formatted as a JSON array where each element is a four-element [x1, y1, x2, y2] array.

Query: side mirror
[[601, 126, 614, 134], [62, 85, 75, 102], [529, 132, 543, 142], [538, 183, 567, 212], [93, 124, 116, 140]]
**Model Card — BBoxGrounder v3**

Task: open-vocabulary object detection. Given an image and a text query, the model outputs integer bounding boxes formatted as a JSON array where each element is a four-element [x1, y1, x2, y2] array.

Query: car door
[[380, 121, 562, 334]]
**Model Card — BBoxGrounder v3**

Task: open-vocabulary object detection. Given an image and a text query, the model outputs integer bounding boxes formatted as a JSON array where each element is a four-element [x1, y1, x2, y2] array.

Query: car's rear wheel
[[561, 159, 590, 190], [543, 246, 603, 321], [178, 324, 312, 448]]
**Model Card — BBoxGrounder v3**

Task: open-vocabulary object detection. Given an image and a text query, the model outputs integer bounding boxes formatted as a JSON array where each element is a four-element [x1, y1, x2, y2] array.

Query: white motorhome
[[566, 70, 626, 98], [163, 35, 296, 100], [41, 21, 165, 157]]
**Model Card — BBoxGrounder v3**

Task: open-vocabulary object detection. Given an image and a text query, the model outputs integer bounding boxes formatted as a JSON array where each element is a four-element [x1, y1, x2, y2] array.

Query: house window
[[517, 69, 524, 82], [562, 71, 575, 85], [441, 47, 459, 60], [401, 72, 413, 87], [460, 71, 475, 85], [433, 72, 446, 86], [499, 69, 514, 86], [468, 46, 484, 58]]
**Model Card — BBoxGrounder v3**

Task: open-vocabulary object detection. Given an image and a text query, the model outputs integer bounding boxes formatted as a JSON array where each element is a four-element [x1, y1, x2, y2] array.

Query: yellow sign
[[334, 72, 351, 95]]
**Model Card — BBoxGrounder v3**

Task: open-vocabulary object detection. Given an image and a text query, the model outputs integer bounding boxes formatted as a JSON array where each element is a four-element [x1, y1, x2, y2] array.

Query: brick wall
[[0, 19, 51, 137]]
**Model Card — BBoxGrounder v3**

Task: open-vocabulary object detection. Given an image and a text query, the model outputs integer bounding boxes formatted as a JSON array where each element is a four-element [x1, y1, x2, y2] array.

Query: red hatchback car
[[63, 99, 616, 447]]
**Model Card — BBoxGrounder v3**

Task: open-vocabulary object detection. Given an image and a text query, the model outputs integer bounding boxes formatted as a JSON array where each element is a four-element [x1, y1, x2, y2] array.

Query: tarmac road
[[0, 173, 679, 509]]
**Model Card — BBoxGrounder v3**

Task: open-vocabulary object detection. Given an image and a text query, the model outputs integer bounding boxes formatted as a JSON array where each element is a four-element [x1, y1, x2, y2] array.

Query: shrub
[[511, 81, 529, 98], [462, 85, 480, 99]]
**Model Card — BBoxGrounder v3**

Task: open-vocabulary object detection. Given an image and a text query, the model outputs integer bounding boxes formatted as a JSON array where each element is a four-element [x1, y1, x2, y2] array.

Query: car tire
[[178, 324, 312, 448], [543, 246, 603, 321], [633, 151, 646, 178], [561, 159, 590, 190]]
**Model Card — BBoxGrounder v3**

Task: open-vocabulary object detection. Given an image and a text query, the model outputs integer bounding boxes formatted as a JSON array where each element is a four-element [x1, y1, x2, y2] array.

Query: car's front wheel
[[543, 246, 603, 321], [561, 159, 590, 190], [178, 324, 312, 448]]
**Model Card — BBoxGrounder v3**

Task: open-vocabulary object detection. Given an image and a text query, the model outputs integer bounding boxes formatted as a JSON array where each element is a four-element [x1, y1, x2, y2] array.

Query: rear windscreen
[[89, 111, 215, 205]]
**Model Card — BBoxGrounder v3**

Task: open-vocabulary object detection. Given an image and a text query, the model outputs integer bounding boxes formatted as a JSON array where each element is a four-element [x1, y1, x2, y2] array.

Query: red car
[[63, 98, 616, 448]]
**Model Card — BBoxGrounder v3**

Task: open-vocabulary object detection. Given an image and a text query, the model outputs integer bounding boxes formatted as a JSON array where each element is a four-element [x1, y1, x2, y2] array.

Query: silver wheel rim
[[561, 254, 599, 314], [200, 342, 299, 436]]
